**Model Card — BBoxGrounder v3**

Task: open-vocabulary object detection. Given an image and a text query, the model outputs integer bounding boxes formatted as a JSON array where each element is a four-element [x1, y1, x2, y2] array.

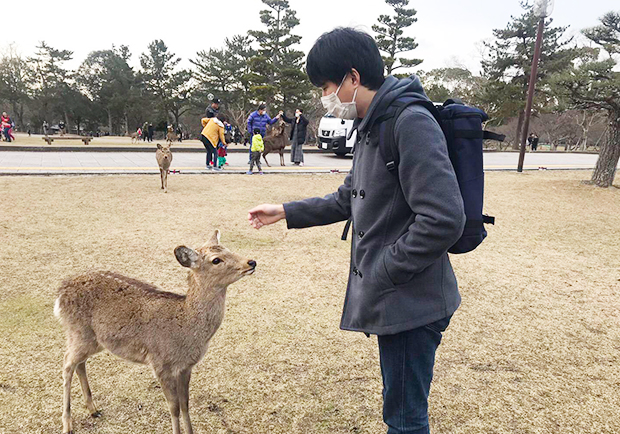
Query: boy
[[248, 28, 465, 433], [217, 143, 228, 169], [248, 128, 264, 175]]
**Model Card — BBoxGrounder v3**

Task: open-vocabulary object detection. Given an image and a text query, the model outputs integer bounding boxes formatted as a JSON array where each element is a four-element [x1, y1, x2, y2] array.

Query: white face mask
[[321, 74, 358, 120], [295, 111, 301, 118]]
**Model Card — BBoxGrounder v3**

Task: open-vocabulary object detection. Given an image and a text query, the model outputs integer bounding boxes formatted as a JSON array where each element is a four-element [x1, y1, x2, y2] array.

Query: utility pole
[[518, 0, 555, 172]]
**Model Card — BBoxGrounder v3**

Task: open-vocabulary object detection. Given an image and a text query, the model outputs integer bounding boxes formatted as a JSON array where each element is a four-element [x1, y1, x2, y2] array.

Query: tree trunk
[[64, 111, 70, 134], [514, 110, 524, 150], [107, 109, 113, 135], [590, 112, 620, 188]]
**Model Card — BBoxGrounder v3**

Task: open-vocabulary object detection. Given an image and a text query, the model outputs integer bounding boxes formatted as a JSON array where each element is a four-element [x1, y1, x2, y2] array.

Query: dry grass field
[[0, 171, 618, 434]]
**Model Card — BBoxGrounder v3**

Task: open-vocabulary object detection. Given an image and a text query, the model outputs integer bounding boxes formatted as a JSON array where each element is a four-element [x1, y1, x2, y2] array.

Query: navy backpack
[[375, 97, 504, 254]]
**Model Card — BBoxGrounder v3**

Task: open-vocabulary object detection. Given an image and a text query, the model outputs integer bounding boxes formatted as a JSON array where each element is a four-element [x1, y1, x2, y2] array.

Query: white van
[[317, 115, 357, 156]]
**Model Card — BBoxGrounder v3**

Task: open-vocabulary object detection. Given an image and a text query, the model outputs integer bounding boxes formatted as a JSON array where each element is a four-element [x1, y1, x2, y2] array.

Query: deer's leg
[[160, 168, 165, 190], [75, 362, 100, 417], [263, 153, 271, 167], [280, 151, 285, 166], [178, 369, 193, 434], [62, 352, 77, 434], [163, 169, 168, 193], [157, 372, 182, 434]]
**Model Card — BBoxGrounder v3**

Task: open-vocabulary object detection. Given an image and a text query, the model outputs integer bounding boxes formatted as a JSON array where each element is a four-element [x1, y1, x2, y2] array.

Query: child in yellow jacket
[[248, 128, 264, 175]]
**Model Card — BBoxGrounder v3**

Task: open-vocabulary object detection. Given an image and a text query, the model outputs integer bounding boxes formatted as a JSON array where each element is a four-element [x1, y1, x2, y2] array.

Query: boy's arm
[[218, 127, 227, 145], [376, 109, 466, 286], [283, 168, 353, 229]]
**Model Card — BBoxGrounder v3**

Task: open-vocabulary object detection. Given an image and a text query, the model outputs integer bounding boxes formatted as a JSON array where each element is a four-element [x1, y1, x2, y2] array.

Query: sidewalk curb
[[0, 145, 329, 154]]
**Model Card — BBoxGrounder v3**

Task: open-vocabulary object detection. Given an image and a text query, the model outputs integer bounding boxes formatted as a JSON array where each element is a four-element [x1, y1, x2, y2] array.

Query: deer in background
[[54, 230, 256, 434], [262, 119, 288, 167], [166, 125, 178, 145], [156, 143, 173, 193]]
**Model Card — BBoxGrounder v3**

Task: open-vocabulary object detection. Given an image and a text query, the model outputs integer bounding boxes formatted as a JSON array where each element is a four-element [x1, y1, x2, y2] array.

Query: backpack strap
[[378, 97, 444, 176]]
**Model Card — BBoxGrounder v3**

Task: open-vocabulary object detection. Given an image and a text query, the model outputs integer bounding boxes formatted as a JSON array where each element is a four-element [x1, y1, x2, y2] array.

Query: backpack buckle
[[386, 161, 396, 172]]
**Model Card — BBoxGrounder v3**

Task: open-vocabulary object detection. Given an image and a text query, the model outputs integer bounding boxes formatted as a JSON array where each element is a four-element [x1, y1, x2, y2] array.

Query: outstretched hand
[[248, 204, 286, 229]]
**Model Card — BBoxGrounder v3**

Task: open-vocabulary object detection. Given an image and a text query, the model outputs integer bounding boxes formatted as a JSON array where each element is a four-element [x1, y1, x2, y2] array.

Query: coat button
[[352, 189, 357, 198], [360, 190, 366, 198], [358, 231, 365, 239], [352, 268, 358, 276]]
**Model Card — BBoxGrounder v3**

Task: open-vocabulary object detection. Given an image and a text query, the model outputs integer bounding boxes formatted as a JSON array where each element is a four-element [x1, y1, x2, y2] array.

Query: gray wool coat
[[283, 75, 466, 335]]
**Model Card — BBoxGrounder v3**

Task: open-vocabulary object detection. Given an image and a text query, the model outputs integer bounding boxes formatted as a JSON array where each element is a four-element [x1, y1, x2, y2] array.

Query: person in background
[[217, 142, 228, 169], [147, 123, 154, 142], [2, 112, 12, 142], [246, 103, 280, 163], [206, 98, 220, 119], [142, 122, 149, 141], [200, 113, 228, 170], [281, 108, 309, 166], [532, 133, 539, 152], [248, 127, 264, 175]]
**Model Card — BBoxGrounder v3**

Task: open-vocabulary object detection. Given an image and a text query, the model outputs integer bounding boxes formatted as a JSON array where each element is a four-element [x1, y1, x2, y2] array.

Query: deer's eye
[[212, 258, 222, 265]]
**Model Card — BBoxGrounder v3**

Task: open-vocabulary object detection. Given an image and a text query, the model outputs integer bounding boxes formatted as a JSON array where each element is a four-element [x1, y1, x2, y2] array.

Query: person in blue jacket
[[246, 103, 280, 163]]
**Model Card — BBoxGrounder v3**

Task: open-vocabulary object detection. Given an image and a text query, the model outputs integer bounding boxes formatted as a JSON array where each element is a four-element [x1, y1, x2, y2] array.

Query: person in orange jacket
[[200, 113, 228, 170]]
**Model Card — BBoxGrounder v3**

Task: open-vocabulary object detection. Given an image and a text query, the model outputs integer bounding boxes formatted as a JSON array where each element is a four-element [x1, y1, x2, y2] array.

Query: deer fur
[[130, 132, 140, 144], [54, 230, 256, 434], [156, 143, 173, 193], [262, 119, 287, 167]]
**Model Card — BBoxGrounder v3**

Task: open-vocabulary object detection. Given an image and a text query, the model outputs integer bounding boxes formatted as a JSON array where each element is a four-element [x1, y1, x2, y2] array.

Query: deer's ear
[[209, 230, 221, 245], [157, 143, 163, 150], [175, 246, 200, 268]]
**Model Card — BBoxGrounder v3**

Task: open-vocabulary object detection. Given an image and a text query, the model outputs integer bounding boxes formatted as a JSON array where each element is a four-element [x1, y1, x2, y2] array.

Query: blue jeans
[[378, 316, 451, 434]]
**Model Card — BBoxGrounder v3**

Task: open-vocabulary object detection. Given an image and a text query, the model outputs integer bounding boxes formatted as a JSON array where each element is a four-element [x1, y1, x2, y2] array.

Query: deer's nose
[[248, 260, 257, 268]]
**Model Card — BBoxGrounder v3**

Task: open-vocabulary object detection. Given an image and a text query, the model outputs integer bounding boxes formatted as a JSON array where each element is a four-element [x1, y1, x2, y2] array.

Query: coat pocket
[[372, 249, 395, 290]]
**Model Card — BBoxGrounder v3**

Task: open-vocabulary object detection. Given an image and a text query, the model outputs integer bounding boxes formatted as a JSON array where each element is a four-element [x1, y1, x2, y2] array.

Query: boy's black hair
[[306, 27, 385, 91], [216, 113, 226, 122], [253, 128, 260, 135], [258, 103, 266, 111]]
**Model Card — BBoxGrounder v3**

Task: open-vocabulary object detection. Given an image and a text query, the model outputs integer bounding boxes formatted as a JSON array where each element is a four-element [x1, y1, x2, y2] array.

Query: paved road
[[0, 150, 614, 175]]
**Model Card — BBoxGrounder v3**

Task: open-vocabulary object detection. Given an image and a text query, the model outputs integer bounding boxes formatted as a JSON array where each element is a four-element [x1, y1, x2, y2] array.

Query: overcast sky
[[7, 0, 618, 74]]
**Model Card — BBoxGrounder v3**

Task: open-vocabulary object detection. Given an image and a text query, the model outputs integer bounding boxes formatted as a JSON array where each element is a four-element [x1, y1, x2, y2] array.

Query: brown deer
[[54, 230, 256, 434], [262, 119, 287, 167], [156, 143, 173, 193], [166, 125, 178, 145]]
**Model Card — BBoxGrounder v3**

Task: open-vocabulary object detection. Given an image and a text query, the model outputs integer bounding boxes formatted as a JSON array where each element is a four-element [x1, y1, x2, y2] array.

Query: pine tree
[[481, 2, 577, 145], [372, 0, 422, 76], [248, 0, 311, 111], [140, 40, 193, 128], [553, 12, 620, 187], [77, 46, 137, 134], [27, 42, 74, 128]]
